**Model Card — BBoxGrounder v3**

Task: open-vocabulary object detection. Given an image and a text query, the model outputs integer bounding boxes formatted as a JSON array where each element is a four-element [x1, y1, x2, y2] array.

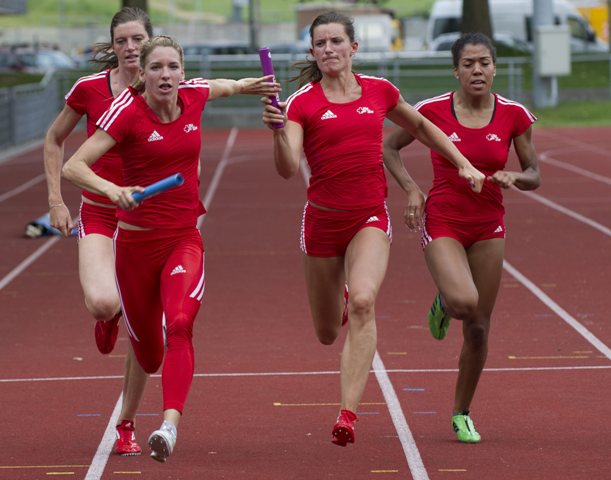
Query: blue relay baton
[[132, 173, 184, 203]]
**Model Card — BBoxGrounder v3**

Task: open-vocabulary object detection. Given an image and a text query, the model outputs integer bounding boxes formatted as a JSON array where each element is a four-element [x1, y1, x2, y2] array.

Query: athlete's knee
[[444, 292, 478, 320], [165, 312, 194, 345], [463, 321, 488, 350], [349, 289, 376, 321], [135, 349, 164, 374], [85, 294, 120, 321], [315, 324, 340, 345]]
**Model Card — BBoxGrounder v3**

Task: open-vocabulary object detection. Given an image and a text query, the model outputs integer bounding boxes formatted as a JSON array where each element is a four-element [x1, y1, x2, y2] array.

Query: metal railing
[[0, 71, 60, 150], [1, 52, 610, 149]]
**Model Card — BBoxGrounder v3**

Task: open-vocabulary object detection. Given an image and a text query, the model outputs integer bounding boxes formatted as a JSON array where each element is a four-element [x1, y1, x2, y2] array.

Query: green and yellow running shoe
[[427, 293, 450, 340], [452, 412, 481, 443]]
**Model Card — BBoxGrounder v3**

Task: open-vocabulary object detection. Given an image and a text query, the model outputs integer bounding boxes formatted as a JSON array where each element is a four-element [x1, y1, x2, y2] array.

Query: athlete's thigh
[[114, 233, 165, 370], [303, 254, 344, 327], [467, 238, 505, 317], [424, 237, 477, 300], [344, 227, 390, 296], [78, 233, 118, 303], [160, 233, 205, 323]]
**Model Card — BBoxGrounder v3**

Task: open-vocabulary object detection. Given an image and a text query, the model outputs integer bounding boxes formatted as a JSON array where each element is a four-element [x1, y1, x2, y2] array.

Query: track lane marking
[[0, 173, 46, 203], [2, 364, 611, 384], [503, 260, 611, 360]]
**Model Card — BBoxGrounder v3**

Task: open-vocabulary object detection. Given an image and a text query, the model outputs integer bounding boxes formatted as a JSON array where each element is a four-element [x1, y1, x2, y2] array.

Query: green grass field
[[0, 0, 434, 27]]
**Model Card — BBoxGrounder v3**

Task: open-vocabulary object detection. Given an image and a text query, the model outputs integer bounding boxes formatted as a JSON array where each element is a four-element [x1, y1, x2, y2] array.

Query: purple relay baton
[[258, 47, 283, 128]]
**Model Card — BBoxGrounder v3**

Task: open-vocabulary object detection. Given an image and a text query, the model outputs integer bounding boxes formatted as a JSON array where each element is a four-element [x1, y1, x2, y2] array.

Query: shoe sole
[[331, 426, 354, 447], [116, 450, 142, 456], [148, 434, 171, 462]]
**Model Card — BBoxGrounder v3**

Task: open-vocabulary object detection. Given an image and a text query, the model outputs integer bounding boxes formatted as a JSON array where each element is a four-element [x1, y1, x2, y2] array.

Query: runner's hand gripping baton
[[132, 173, 184, 203], [258, 47, 283, 128]]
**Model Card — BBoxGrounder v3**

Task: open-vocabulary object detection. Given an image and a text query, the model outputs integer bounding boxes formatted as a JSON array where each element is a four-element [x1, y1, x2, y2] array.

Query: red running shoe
[[114, 420, 142, 456], [332, 409, 357, 446], [94, 313, 120, 354], [341, 285, 349, 326]]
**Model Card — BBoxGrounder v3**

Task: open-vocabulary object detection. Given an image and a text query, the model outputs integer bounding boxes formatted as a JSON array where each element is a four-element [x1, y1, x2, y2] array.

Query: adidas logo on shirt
[[448, 132, 461, 142], [148, 130, 164, 142], [486, 133, 501, 142], [366, 215, 380, 223], [170, 264, 187, 276], [494, 225, 504, 233], [321, 110, 337, 120]]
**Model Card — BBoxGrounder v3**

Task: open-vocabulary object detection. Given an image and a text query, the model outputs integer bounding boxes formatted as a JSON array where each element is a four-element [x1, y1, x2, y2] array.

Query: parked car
[[0, 46, 77, 73]]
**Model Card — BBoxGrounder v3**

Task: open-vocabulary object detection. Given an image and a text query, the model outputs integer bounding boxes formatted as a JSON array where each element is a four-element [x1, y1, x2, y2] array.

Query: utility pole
[[532, 0, 557, 108], [248, 0, 260, 51]]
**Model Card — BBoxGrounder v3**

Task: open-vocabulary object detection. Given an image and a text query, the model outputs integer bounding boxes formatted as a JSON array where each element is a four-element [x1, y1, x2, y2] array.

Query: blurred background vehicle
[[429, 31, 532, 54], [0, 44, 77, 72]]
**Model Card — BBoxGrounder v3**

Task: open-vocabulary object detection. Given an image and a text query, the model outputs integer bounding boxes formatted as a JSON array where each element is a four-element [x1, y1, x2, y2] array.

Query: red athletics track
[[0, 126, 610, 480]]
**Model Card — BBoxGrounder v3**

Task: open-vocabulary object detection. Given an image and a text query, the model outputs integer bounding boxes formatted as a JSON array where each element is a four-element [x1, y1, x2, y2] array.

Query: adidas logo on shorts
[[170, 264, 187, 276]]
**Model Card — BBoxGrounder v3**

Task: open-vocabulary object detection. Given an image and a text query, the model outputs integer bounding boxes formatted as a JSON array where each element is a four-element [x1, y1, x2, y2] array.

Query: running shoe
[[94, 312, 121, 354], [114, 420, 142, 456], [428, 293, 450, 340], [341, 285, 349, 326], [331, 409, 357, 447], [148, 424, 177, 463], [452, 412, 481, 443]]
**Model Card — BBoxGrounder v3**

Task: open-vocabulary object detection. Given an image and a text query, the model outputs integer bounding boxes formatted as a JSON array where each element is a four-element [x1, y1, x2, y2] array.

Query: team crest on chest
[[356, 106, 374, 114]]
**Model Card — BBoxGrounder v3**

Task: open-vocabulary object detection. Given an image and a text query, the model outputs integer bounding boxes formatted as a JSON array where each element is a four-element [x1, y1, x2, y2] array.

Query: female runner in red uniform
[[383, 32, 541, 443], [43, 7, 153, 455], [62, 35, 280, 462], [261, 11, 485, 447]]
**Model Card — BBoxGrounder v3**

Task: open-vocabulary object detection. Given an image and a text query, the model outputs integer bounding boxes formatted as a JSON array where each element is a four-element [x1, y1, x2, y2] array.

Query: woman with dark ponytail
[[261, 11, 485, 447], [44, 7, 153, 456]]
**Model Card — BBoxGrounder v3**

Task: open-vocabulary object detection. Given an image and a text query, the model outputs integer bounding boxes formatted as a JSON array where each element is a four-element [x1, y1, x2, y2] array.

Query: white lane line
[[0, 237, 60, 291], [373, 353, 430, 480], [87, 127, 239, 479], [2, 364, 610, 384], [0, 173, 46, 203], [517, 188, 611, 236], [198, 127, 238, 230], [84, 394, 123, 480], [503, 260, 611, 360], [539, 152, 611, 186]]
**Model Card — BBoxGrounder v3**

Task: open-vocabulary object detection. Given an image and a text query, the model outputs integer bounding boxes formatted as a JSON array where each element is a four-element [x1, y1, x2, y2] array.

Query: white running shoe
[[148, 426, 176, 463]]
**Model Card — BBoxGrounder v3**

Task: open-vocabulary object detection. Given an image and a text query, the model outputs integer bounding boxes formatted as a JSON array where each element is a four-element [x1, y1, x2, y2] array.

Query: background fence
[[1, 52, 610, 150]]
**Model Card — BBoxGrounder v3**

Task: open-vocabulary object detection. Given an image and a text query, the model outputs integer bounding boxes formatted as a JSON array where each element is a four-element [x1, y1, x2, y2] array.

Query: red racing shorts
[[300, 202, 392, 257], [114, 226, 205, 413], [420, 213, 506, 250], [75, 201, 118, 239]]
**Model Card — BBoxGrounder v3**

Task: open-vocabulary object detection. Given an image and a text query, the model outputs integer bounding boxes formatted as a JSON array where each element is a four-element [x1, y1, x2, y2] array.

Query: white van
[[426, 0, 607, 52]]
